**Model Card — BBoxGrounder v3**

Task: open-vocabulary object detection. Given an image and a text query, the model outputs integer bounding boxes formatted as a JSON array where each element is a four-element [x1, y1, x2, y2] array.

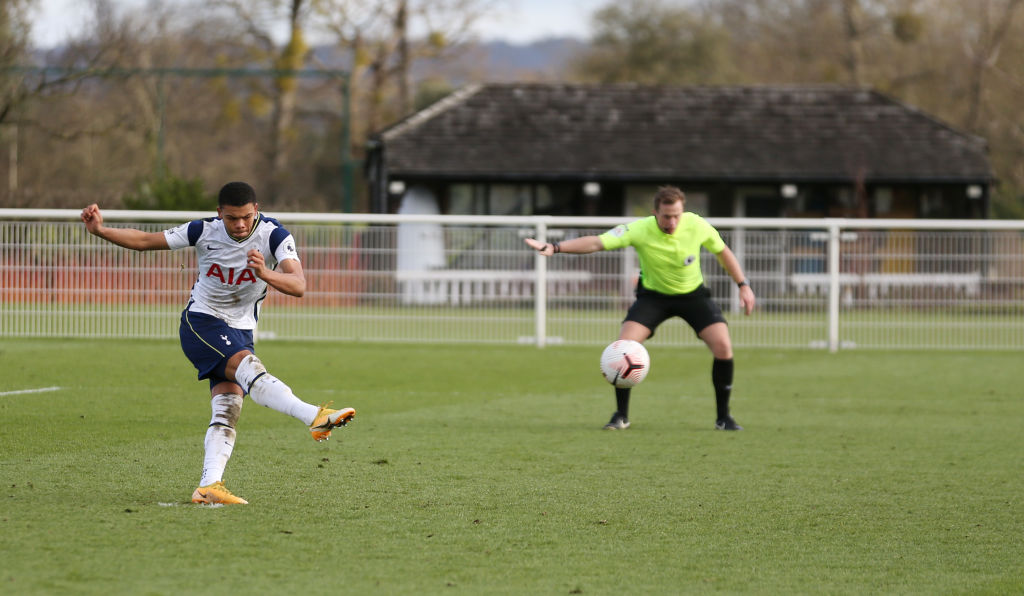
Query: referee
[[525, 186, 756, 431]]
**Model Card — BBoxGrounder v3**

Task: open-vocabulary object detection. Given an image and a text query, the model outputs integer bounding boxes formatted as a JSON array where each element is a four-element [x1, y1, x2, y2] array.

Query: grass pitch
[[1, 339, 1021, 594]]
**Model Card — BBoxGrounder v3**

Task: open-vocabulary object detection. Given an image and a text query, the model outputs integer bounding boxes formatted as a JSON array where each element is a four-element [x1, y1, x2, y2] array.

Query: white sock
[[234, 354, 318, 425], [199, 393, 243, 487]]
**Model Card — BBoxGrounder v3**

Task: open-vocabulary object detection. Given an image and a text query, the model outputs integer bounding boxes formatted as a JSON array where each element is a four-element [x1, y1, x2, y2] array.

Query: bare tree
[[314, 0, 492, 145], [960, 0, 1023, 130], [1, 0, 136, 130], [572, 0, 734, 84], [214, 0, 313, 202], [0, 0, 34, 125], [839, 0, 866, 85], [394, 0, 410, 114], [1, 0, 167, 206]]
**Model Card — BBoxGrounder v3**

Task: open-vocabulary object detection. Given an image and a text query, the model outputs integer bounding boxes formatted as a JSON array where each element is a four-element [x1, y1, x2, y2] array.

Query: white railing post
[[827, 220, 842, 353], [534, 219, 548, 348], [730, 223, 746, 313]]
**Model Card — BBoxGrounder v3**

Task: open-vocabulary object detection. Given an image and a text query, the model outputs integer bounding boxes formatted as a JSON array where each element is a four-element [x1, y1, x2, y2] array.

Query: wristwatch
[[737, 279, 750, 288]]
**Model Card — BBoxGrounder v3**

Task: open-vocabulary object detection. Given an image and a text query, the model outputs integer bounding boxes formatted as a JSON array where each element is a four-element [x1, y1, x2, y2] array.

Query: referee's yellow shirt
[[599, 213, 725, 295]]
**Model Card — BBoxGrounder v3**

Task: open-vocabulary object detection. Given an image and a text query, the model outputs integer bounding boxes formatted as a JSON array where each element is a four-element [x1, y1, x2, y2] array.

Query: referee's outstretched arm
[[524, 236, 603, 256]]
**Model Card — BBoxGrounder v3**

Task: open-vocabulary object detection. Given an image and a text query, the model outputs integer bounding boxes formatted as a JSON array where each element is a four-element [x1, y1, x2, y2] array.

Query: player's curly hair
[[218, 181, 257, 207], [653, 186, 686, 210]]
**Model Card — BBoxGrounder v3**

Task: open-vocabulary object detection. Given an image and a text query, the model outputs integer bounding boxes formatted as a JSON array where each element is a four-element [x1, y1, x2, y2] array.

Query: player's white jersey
[[164, 214, 300, 329]]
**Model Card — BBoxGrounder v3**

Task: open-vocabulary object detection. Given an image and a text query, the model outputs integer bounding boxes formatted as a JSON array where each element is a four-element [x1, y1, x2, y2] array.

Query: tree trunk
[[268, 0, 306, 203], [395, 0, 411, 116], [963, 0, 1023, 131], [839, 0, 864, 86]]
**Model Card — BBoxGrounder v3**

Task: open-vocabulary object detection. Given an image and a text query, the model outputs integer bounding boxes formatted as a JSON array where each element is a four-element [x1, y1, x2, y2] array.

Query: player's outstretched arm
[[80, 204, 169, 251], [524, 236, 604, 256]]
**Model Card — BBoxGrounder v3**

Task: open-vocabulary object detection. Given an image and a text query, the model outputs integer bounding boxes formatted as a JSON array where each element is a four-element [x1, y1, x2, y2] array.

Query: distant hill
[[308, 37, 586, 84], [414, 37, 589, 84], [32, 36, 587, 88], [40, 35, 586, 83], [478, 37, 588, 77]]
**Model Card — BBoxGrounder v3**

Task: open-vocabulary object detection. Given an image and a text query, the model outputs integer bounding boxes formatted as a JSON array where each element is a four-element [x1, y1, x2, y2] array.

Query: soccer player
[[80, 181, 355, 505], [525, 186, 756, 431]]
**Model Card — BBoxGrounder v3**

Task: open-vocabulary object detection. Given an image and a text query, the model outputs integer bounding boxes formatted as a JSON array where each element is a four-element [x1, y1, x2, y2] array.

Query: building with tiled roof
[[366, 83, 994, 219]]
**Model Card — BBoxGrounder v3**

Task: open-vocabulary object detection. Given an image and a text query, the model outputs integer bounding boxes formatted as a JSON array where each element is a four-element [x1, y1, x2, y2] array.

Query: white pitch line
[[0, 386, 62, 396]]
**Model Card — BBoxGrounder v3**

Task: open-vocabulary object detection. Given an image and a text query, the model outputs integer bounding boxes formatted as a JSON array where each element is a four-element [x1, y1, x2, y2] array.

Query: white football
[[600, 340, 651, 388]]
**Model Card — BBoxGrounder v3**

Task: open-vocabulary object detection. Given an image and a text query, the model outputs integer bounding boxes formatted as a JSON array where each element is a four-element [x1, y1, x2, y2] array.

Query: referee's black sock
[[712, 358, 734, 420], [615, 387, 630, 418]]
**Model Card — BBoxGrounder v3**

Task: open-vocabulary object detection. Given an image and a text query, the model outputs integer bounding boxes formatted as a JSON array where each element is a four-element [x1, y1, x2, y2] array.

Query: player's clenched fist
[[246, 249, 267, 276], [81, 204, 103, 232]]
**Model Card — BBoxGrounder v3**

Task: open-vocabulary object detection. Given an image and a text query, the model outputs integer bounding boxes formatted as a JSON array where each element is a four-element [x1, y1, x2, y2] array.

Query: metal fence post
[[730, 223, 746, 313], [534, 219, 548, 348], [828, 220, 842, 353]]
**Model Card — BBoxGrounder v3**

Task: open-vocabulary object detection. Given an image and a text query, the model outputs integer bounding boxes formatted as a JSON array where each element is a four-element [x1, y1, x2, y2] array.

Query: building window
[[490, 185, 528, 215], [449, 184, 486, 214]]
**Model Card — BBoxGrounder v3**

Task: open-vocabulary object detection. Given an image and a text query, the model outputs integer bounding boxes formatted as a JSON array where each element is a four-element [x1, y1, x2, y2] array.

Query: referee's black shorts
[[624, 283, 726, 338]]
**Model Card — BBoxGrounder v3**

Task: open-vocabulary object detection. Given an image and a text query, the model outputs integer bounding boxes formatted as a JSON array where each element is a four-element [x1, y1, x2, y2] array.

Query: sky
[[29, 0, 610, 48]]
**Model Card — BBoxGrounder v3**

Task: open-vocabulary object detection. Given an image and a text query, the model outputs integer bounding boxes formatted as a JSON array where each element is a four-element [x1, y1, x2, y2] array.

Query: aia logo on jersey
[[205, 263, 258, 285]]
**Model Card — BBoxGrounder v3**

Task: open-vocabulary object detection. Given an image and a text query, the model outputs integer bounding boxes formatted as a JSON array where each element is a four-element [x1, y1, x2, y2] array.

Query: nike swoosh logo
[[206, 246, 217, 251]]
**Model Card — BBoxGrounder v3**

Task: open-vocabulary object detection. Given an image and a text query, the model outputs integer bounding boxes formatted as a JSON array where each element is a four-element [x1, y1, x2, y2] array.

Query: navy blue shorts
[[179, 309, 254, 390], [624, 283, 726, 339]]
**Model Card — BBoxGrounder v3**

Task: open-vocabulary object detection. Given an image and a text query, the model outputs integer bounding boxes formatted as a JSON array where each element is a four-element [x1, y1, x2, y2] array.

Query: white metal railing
[[2, 209, 1023, 351]]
